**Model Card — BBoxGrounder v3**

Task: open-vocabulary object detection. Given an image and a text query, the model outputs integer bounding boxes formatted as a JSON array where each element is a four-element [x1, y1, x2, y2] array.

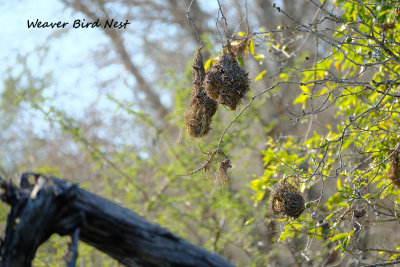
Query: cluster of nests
[[185, 43, 250, 138], [271, 178, 305, 219]]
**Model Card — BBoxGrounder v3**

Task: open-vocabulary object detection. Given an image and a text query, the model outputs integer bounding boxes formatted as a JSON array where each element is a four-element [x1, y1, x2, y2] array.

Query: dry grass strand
[[216, 158, 232, 183]]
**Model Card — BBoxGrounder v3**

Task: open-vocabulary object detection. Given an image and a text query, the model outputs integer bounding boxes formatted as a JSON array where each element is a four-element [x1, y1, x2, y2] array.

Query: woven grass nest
[[388, 150, 400, 187], [216, 158, 232, 183], [271, 178, 305, 218], [185, 47, 218, 138], [203, 45, 250, 110]]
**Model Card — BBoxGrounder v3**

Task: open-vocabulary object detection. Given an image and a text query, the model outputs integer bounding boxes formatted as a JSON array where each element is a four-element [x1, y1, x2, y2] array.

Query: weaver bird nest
[[185, 47, 218, 138], [216, 158, 232, 183], [203, 46, 250, 110], [388, 150, 400, 187], [271, 178, 305, 218], [229, 38, 253, 57]]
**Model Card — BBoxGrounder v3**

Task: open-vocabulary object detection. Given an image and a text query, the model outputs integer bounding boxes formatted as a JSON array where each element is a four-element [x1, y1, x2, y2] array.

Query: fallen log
[[0, 172, 235, 267]]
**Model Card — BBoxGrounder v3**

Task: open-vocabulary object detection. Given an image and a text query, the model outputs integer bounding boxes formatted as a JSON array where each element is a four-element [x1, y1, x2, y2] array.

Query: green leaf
[[332, 232, 349, 242], [204, 59, 214, 71], [300, 85, 310, 94], [249, 40, 255, 55], [279, 223, 290, 242], [244, 217, 255, 225], [334, 243, 343, 251], [255, 70, 267, 82], [325, 213, 334, 220], [237, 56, 244, 66], [293, 94, 308, 108], [279, 72, 288, 81], [254, 54, 265, 61]]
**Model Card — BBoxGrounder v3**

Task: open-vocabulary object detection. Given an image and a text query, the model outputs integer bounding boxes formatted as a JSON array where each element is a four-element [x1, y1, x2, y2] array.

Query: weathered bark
[[0, 173, 235, 267]]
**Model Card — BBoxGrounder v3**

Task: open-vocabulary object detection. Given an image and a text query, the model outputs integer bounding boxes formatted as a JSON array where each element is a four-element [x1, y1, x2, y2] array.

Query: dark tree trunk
[[0, 173, 235, 267]]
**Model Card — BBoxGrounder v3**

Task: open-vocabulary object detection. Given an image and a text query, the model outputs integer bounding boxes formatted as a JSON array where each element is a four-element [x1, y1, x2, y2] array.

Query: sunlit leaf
[[249, 40, 255, 55], [244, 217, 255, 225], [255, 70, 267, 82], [332, 233, 349, 242], [293, 94, 308, 108], [204, 58, 214, 71]]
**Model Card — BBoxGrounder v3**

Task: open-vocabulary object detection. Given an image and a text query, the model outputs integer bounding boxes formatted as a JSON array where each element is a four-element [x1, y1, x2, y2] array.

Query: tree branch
[[0, 173, 234, 267]]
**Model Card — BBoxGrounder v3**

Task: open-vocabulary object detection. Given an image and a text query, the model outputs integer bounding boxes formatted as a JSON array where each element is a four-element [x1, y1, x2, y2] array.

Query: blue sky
[[0, 0, 136, 121]]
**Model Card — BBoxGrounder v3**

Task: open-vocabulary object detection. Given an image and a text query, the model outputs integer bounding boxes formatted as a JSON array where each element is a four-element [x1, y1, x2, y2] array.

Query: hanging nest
[[216, 158, 232, 183], [185, 47, 218, 138], [388, 150, 400, 187], [229, 38, 253, 57], [382, 22, 395, 31], [203, 44, 250, 110], [271, 178, 305, 218], [352, 202, 367, 219]]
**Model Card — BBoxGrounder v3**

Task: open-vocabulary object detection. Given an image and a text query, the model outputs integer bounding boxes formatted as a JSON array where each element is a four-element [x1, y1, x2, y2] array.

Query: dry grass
[[203, 48, 250, 110], [271, 178, 305, 218], [388, 150, 400, 187], [185, 47, 218, 138]]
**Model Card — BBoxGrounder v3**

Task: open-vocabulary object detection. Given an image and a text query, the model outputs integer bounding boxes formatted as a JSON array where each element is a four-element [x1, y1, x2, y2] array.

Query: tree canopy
[[1, 0, 400, 266]]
